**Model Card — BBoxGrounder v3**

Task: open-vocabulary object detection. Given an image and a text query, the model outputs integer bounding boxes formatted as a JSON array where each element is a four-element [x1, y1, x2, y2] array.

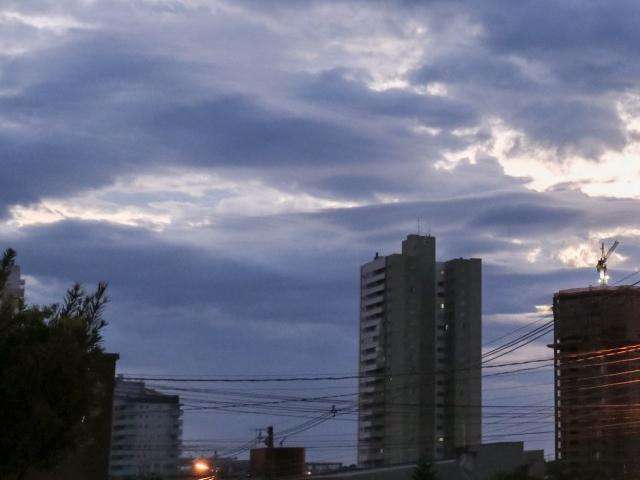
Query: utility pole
[[265, 425, 274, 448]]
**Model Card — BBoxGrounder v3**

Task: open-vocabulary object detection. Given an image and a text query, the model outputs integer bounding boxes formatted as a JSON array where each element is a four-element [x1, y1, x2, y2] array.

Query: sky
[[2, 0, 640, 465]]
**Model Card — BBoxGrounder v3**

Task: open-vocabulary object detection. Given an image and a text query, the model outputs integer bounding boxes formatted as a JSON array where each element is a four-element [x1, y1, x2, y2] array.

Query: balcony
[[365, 272, 386, 285], [364, 296, 385, 308], [362, 307, 384, 320], [364, 283, 385, 295]]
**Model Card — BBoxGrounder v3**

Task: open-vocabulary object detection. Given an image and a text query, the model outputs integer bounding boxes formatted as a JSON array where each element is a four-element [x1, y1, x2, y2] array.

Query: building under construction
[[552, 285, 640, 479]]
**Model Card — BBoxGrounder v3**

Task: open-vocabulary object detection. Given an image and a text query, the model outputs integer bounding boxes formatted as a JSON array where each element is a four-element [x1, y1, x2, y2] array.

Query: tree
[[544, 460, 572, 480], [546, 460, 609, 480], [489, 466, 536, 480], [412, 458, 438, 480], [0, 248, 110, 480]]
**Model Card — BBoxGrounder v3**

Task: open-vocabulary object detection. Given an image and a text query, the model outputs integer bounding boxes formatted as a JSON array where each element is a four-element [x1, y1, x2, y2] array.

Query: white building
[[109, 377, 182, 479], [2, 264, 25, 303]]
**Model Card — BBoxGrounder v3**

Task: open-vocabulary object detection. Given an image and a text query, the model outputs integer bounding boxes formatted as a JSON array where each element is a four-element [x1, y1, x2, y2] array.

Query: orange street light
[[193, 459, 211, 474]]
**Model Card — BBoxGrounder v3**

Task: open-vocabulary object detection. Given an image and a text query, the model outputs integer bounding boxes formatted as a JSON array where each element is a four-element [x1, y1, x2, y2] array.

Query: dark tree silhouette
[[489, 466, 536, 480], [0, 248, 110, 480], [412, 458, 438, 480]]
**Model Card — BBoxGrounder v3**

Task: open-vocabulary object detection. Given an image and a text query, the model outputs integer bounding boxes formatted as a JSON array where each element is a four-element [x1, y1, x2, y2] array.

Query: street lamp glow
[[193, 460, 210, 473]]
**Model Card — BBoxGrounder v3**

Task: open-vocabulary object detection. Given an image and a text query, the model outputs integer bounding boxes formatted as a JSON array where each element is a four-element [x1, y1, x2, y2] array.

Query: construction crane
[[596, 240, 619, 285]]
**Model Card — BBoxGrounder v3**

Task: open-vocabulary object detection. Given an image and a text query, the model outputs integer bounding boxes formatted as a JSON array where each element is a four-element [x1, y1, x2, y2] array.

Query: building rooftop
[[556, 285, 640, 297]]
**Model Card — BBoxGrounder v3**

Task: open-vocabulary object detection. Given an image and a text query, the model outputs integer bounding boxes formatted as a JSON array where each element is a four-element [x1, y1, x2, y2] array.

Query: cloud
[[4, 0, 640, 462], [468, 203, 582, 235], [4, 168, 360, 230], [484, 305, 552, 327], [0, 10, 91, 33], [295, 68, 478, 128]]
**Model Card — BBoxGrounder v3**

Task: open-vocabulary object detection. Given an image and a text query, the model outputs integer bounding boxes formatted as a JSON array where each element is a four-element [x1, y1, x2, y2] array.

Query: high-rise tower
[[552, 286, 640, 479], [357, 234, 482, 467]]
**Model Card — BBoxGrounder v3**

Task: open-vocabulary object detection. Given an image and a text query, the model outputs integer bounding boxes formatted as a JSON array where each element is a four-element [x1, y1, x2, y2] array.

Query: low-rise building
[[250, 447, 305, 480], [109, 377, 182, 479], [307, 462, 344, 475], [313, 442, 544, 480]]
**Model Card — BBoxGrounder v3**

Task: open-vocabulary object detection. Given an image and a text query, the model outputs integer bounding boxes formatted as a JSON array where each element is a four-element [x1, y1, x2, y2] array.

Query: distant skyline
[[2, 0, 640, 464]]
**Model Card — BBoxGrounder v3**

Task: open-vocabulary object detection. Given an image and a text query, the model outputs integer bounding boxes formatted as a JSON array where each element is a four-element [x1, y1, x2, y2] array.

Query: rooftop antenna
[[596, 240, 619, 286]]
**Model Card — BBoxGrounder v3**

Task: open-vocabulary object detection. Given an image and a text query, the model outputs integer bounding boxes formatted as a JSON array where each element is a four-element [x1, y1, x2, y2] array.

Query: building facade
[[1, 263, 25, 305], [358, 234, 482, 467], [552, 286, 640, 479], [250, 447, 306, 480], [316, 443, 543, 480], [109, 377, 182, 479]]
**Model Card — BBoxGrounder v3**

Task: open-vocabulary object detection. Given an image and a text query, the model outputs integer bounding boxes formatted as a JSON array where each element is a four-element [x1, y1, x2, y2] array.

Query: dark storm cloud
[[509, 100, 627, 157], [468, 203, 583, 235], [3, 0, 640, 460], [8, 186, 640, 340], [479, 0, 640, 59], [1, 218, 361, 385], [0, 34, 196, 209], [0, 130, 129, 215], [6, 220, 354, 325], [412, 54, 628, 157], [311, 174, 407, 200], [302, 155, 522, 202], [412, 52, 536, 93], [306, 191, 542, 236], [144, 94, 392, 168], [0, 34, 403, 214], [296, 69, 478, 128], [411, 0, 640, 93], [483, 265, 589, 315], [4, 0, 637, 217], [407, 0, 640, 158]]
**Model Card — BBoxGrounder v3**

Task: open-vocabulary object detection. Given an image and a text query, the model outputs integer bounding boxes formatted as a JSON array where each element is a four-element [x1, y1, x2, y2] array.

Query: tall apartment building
[[1, 263, 25, 304], [358, 234, 481, 467], [552, 286, 640, 479], [109, 377, 182, 479]]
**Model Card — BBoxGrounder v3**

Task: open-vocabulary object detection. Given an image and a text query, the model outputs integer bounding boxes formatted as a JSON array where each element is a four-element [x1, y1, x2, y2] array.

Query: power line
[[483, 314, 553, 348]]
